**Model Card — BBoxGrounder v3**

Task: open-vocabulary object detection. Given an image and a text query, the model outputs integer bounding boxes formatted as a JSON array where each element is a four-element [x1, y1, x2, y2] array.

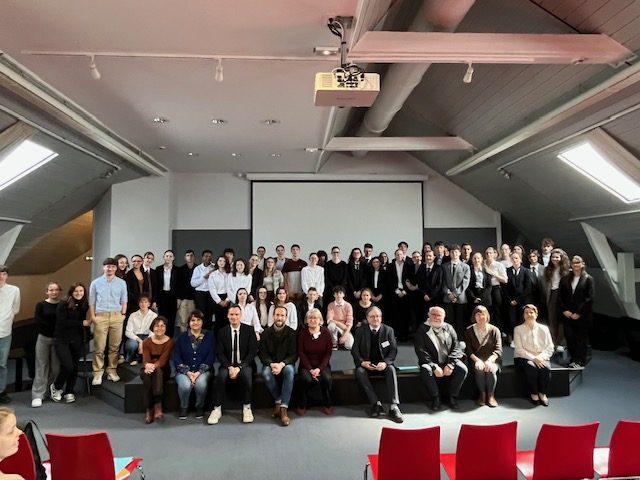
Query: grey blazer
[[442, 261, 471, 304]]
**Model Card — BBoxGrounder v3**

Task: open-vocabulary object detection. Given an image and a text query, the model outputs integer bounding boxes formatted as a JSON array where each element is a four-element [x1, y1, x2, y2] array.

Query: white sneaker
[[64, 393, 76, 403], [50, 384, 62, 402], [207, 406, 222, 425], [242, 406, 254, 423], [31, 398, 42, 408], [118, 355, 126, 365], [107, 372, 121, 382], [556, 345, 565, 353], [129, 360, 138, 366], [92, 374, 103, 386]]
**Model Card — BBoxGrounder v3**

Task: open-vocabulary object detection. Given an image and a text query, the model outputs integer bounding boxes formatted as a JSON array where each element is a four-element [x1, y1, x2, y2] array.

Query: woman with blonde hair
[[464, 305, 502, 407], [544, 248, 570, 350], [0, 407, 22, 475]]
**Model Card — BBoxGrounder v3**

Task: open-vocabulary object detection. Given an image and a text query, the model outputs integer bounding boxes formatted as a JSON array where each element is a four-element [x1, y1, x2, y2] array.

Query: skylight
[[558, 130, 640, 204], [0, 139, 58, 191]]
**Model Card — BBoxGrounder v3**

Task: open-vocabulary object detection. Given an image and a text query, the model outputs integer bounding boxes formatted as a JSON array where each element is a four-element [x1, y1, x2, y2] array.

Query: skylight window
[[0, 139, 58, 191], [557, 129, 640, 204]]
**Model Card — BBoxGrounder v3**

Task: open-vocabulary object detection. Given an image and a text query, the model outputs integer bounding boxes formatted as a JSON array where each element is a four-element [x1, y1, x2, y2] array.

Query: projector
[[314, 70, 380, 107]]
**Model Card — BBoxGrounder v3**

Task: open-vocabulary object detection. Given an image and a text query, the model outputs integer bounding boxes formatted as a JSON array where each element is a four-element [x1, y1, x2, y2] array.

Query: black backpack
[[17, 419, 48, 480]]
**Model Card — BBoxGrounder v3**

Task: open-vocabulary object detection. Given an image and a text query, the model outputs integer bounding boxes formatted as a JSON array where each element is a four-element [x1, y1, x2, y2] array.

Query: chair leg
[[363, 462, 369, 480], [136, 465, 146, 480]]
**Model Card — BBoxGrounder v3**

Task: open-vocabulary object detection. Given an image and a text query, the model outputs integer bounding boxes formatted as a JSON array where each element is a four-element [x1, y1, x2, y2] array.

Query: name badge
[[381, 340, 390, 348]]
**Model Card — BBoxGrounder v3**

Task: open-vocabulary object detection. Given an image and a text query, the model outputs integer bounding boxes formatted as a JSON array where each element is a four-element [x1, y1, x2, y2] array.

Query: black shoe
[[429, 397, 441, 411], [195, 408, 204, 419], [178, 408, 188, 420], [369, 401, 383, 418], [389, 406, 404, 423], [0, 392, 11, 404], [539, 397, 550, 407], [448, 397, 460, 410]]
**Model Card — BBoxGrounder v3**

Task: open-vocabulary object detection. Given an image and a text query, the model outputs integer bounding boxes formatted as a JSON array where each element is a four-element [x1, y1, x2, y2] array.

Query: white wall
[[92, 190, 112, 278]]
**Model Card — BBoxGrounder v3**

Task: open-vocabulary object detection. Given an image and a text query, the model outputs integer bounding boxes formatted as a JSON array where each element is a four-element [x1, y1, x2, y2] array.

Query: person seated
[[208, 305, 258, 425], [124, 296, 157, 365], [414, 306, 468, 411], [464, 305, 502, 407], [353, 287, 374, 331], [172, 310, 215, 420], [0, 407, 22, 479], [298, 287, 321, 325], [514, 304, 554, 406], [259, 306, 297, 426], [236, 288, 263, 340], [352, 306, 403, 423], [268, 287, 298, 330], [326, 285, 354, 350], [297, 308, 333, 416], [139, 316, 174, 424], [254, 286, 272, 330]]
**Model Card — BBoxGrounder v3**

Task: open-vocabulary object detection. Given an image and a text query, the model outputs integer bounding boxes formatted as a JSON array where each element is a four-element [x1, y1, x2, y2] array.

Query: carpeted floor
[[8, 348, 640, 480]]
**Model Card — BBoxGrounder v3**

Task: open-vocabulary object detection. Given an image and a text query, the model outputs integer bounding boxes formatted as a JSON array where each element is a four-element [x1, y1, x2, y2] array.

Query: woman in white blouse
[[236, 288, 262, 340], [301, 252, 325, 305], [268, 287, 298, 330], [513, 304, 554, 406], [226, 258, 252, 304], [208, 256, 229, 333]]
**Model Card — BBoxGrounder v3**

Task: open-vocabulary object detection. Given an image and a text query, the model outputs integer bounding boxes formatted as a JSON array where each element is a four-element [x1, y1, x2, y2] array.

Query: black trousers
[[419, 359, 468, 399], [194, 291, 215, 330], [53, 340, 82, 394], [140, 367, 168, 409], [212, 294, 229, 335], [215, 366, 253, 406], [490, 286, 504, 332], [157, 290, 177, 336], [298, 367, 332, 408], [444, 302, 467, 339], [514, 357, 551, 395], [355, 365, 399, 406], [564, 317, 589, 364]]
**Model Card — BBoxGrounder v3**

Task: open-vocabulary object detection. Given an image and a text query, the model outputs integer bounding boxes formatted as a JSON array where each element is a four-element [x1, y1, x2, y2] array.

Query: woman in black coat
[[558, 255, 594, 369]]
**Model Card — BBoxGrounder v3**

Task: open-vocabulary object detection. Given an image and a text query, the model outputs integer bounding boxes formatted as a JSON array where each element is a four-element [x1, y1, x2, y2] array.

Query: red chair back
[[455, 422, 517, 480], [532, 422, 599, 480], [0, 433, 36, 480], [607, 419, 640, 478], [378, 426, 441, 480], [47, 431, 116, 480]]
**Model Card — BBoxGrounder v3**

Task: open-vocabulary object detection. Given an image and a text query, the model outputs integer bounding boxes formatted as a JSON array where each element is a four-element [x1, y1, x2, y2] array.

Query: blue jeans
[[0, 335, 11, 394], [124, 336, 147, 362], [175, 371, 210, 409], [261, 364, 294, 407]]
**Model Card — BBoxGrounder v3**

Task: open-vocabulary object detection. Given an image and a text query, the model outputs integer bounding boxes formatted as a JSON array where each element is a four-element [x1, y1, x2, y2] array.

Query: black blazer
[[386, 261, 413, 296], [505, 266, 532, 305], [352, 322, 397, 366], [467, 268, 492, 306], [249, 267, 263, 297], [365, 268, 387, 298], [155, 265, 178, 297], [125, 269, 151, 314], [414, 322, 464, 369], [216, 323, 258, 368], [298, 300, 322, 325], [347, 262, 368, 296], [558, 273, 594, 323], [416, 263, 444, 302]]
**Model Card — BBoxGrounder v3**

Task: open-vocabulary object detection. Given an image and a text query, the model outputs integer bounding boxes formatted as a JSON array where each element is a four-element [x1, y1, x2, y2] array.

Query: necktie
[[427, 267, 431, 273], [232, 329, 238, 365]]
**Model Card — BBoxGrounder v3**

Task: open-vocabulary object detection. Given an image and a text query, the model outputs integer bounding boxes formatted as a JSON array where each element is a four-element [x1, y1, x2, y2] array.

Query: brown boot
[[476, 392, 486, 406], [279, 406, 290, 427], [486, 394, 498, 408], [272, 402, 282, 418], [145, 409, 154, 424], [153, 402, 164, 420]]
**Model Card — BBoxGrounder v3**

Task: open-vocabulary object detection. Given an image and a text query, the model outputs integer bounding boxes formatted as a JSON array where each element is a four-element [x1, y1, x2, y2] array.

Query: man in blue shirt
[[89, 257, 128, 385]]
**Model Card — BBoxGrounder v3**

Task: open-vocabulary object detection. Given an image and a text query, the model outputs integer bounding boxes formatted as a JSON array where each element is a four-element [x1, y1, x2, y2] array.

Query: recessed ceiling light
[[153, 116, 169, 124], [262, 119, 280, 125], [304, 147, 319, 153], [314, 46, 339, 56], [211, 119, 226, 125], [270, 153, 281, 158], [187, 152, 199, 157], [158, 146, 168, 150], [231, 152, 242, 157]]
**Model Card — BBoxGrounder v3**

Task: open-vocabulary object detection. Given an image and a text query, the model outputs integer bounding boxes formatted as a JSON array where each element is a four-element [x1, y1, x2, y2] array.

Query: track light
[[89, 55, 101, 80], [463, 62, 474, 84], [214, 58, 224, 82]]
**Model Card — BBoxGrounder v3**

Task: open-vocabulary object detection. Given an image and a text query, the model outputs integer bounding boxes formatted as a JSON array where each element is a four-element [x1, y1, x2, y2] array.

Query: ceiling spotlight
[[153, 116, 169, 124], [463, 62, 474, 84], [497, 167, 512, 180], [215, 58, 224, 82], [304, 147, 320, 153], [262, 119, 279, 125], [313, 46, 339, 56], [187, 152, 199, 157], [231, 152, 242, 157], [158, 145, 168, 150], [89, 55, 101, 80], [211, 119, 226, 125], [269, 153, 281, 158]]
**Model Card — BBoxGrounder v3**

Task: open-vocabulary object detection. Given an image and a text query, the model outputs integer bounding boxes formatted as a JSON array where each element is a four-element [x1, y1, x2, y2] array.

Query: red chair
[[593, 419, 640, 478], [365, 426, 441, 480], [440, 421, 517, 480], [516, 422, 599, 480], [46, 431, 144, 480], [0, 432, 37, 480]]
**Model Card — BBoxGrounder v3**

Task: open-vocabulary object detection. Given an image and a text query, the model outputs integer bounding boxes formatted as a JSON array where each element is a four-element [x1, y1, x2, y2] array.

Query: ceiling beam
[[324, 136, 473, 151], [349, 32, 633, 64]]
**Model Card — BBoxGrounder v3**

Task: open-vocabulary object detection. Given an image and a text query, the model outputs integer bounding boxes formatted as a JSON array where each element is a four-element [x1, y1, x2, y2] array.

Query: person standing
[[89, 258, 128, 385], [191, 250, 215, 329], [176, 250, 196, 332], [282, 244, 307, 304], [155, 250, 178, 336], [0, 266, 20, 404], [442, 245, 471, 338]]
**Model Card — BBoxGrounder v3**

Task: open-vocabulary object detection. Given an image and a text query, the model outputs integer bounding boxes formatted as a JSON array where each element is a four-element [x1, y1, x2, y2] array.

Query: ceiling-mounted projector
[[314, 68, 380, 107]]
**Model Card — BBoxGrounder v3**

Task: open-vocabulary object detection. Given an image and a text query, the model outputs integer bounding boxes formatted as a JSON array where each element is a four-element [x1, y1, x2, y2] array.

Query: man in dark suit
[[442, 245, 471, 338], [417, 250, 444, 312], [505, 252, 533, 339], [414, 306, 468, 410], [142, 251, 158, 309], [155, 249, 179, 336], [352, 306, 403, 423], [387, 249, 413, 340], [208, 305, 258, 425], [298, 287, 322, 325], [527, 249, 546, 316]]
